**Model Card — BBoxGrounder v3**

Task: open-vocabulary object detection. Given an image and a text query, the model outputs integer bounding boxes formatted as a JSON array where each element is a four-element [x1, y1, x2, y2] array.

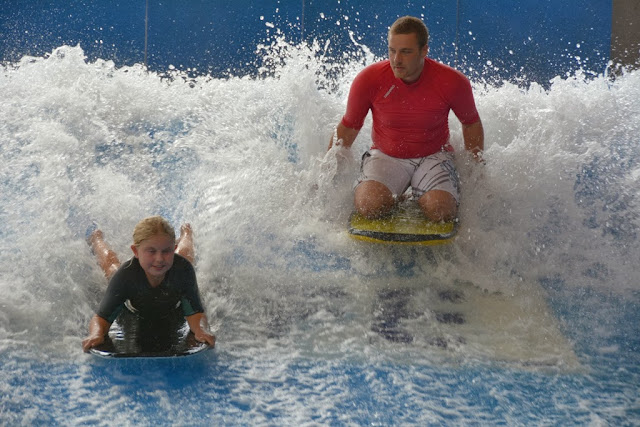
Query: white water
[[1, 42, 639, 423]]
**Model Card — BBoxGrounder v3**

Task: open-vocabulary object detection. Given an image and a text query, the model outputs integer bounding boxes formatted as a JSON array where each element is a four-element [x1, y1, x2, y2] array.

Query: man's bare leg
[[176, 224, 195, 265], [88, 230, 121, 279], [418, 190, 458, 222], [354, 181, 395, 219]]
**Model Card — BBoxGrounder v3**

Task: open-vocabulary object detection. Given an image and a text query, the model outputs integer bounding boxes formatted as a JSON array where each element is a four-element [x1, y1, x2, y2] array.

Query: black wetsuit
[[96, 254, 204, 323]]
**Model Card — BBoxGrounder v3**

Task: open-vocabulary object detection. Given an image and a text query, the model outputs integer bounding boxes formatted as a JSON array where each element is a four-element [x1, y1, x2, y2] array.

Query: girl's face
[[131, 233, 176, 286]]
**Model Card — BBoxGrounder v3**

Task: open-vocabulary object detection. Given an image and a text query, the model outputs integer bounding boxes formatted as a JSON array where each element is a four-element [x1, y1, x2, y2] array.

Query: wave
[[0, 42, 638, 350]]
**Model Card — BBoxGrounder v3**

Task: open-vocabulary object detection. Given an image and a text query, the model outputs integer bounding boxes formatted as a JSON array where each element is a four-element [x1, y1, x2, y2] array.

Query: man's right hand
[[328, 122, 360, 151]]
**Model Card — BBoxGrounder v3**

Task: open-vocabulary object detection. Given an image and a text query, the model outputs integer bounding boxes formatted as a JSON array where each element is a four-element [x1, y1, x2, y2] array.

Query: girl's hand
[[194, 331, 216, 347], [82, 334, 105, 352]]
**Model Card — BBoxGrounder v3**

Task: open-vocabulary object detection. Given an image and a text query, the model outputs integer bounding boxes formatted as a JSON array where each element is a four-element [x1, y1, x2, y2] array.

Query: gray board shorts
[[355, 149, 460, 203]]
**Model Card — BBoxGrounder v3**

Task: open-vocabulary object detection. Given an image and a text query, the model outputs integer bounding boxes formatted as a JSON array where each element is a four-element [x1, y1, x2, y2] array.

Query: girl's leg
[[176, 224, 195, 265], [88, 230, 121, 279]]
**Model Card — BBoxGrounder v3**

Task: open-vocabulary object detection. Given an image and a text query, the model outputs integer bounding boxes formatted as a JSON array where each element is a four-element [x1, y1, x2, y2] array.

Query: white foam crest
[[451, 71, 640, 292]]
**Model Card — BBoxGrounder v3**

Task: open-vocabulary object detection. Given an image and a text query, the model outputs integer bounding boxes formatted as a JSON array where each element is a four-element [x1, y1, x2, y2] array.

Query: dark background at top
[[1, 0, 613, 85]]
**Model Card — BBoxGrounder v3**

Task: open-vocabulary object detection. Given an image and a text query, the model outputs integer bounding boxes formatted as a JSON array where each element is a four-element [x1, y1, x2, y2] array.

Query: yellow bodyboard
[[348, 202, 458, 245]]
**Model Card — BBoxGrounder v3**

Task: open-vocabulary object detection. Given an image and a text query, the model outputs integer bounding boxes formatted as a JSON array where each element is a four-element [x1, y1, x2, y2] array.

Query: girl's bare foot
[[176, 224, 195, 265], [87, 229, 104, 247]]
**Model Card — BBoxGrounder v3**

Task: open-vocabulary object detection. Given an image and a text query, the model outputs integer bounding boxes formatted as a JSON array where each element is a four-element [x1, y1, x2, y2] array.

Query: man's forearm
[[329, 122, 360, 150], [462, 120, 484, 161]]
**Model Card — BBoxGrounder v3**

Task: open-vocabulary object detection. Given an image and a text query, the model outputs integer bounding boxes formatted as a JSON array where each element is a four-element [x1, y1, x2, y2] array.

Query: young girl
[[82, 216, 216, 352]]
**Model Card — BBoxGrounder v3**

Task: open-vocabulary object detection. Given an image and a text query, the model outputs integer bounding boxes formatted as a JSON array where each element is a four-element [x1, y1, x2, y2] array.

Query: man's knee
[[418, 190, 457, 222], [355, 181, 394, 219]]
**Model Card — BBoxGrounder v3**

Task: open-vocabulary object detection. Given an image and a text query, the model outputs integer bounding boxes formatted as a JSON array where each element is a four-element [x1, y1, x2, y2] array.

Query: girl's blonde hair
[[132, 216, 175, 246]]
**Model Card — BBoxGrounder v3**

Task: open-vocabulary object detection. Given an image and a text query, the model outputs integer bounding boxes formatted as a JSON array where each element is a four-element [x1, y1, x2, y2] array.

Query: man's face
[[388, 32, 428, 83]]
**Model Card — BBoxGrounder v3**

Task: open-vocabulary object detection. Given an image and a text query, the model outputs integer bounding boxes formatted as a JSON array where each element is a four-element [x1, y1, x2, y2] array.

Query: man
[[329, 16, 484, 221]]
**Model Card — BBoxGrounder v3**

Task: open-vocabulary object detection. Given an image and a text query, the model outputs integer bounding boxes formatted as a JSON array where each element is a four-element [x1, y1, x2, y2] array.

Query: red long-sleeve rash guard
[[340, 58, 480, 159]]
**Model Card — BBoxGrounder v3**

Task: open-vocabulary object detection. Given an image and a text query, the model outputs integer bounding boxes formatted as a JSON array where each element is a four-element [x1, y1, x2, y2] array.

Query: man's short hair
[[389, 16, 429, 48]]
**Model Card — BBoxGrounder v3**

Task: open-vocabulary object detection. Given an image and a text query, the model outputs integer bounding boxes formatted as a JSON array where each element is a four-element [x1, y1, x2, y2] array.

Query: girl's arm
[[186, 312, 216, 347], [82, 314, 112, 352]]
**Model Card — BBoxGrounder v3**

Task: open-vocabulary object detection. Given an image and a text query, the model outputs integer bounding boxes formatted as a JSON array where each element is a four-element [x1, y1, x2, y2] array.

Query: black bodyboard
[[89, 310, 210, 358]]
